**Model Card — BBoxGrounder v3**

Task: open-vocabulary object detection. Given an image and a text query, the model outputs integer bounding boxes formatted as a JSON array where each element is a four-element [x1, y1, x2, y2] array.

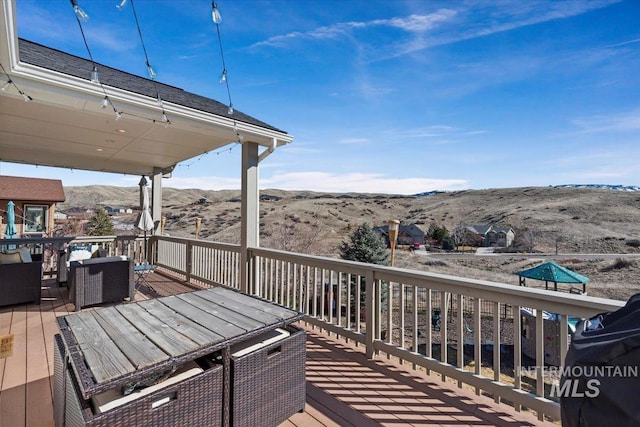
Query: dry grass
[[61, 185, 640, 301]]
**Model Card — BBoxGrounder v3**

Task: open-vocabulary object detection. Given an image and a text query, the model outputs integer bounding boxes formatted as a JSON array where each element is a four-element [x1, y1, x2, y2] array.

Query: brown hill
[[60, 186, 640, 301], [60, 185, 640, 254]]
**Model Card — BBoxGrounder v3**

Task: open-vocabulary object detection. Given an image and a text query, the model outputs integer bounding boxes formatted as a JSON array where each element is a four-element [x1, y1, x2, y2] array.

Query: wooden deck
[[0, 270, 555, 426]]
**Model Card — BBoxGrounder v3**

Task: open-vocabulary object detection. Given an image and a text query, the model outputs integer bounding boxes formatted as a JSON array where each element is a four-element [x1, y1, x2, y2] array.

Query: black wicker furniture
[[54, 286, 305, 427], [68, 257, 134, 311], [231, 327, 306, 426], [0, 260, 42, 307]]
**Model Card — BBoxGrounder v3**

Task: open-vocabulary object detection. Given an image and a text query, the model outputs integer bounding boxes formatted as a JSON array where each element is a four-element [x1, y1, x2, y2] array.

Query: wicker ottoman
[[230, 326, 306, 427], [54, 334, 223, 427]]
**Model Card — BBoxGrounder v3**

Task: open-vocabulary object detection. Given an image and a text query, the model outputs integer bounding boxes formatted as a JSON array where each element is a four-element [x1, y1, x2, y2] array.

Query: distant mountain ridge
[[552, 184, 640, 192], [413, 184, 640, 197], [60, 184, 640, 256]]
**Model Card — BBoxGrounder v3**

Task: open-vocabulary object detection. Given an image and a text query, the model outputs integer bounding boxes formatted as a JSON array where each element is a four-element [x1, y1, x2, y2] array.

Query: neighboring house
[[466, 224, 515, 247], [0, 175, 66, 237], [375, 223, 425, 247]]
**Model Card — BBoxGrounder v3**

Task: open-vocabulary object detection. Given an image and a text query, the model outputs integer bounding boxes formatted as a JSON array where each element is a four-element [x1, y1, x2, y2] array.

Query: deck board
[[0, 269, 556, 427]]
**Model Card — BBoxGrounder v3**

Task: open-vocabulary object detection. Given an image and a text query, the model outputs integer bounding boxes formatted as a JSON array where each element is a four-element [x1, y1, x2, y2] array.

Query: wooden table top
[[57, 286, 302, 397]]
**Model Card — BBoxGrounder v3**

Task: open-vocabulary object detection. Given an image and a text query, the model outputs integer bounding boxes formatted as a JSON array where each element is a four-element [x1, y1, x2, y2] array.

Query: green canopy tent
[[516, 261, 589, 294]]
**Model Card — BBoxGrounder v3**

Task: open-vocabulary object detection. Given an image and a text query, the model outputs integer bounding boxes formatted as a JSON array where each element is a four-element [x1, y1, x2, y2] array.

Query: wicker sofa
[[68, 257, 134, 311], [0, 260, 42, 307]]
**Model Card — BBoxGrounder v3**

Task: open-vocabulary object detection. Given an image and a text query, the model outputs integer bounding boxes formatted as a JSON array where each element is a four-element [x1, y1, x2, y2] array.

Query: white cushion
[[68, 245, 94, 263], [4, 247, 32, 263], [231, 328, 290, 357], [0, 251, 22, 264], [92, 361, 203, 414]]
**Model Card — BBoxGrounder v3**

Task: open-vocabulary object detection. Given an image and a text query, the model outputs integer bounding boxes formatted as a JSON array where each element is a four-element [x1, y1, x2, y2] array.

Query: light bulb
[[22, 92, 32, 102], [156, 95, 163, 107], [227, 105, 234, 115], [101, 96, 109, 109], [212, 2, 222, 24], [1, 80, 11, 91], [162, 113, 168, 123], [147, 63, 156, 80], [116, 0, 127, 10], [115, 111, 122, 120], [91, 66, 100, 83], [71, 0, 89, 21], [219, 69, 227, 83]]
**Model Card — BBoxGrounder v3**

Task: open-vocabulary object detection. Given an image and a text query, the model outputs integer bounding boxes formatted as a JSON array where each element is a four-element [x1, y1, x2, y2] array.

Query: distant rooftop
[[0, 175, 65, 202]]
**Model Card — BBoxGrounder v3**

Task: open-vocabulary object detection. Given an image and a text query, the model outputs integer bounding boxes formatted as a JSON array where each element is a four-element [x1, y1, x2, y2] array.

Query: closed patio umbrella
[[4, 200, 17, 239], [136, 176, 154, 263]]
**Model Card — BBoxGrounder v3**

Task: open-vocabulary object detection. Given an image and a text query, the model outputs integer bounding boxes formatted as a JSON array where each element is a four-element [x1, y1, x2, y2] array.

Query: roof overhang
[[0, 1, 292, 177]]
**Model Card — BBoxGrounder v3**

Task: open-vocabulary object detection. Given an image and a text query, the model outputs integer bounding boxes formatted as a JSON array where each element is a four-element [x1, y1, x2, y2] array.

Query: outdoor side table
[[133, 262, 155, 293], [53, 286, 305, 427]]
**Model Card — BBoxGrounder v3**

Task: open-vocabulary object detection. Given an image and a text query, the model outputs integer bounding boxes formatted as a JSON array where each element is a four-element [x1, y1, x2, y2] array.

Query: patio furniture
[[67, 256, 134, 311], [0, 259, 42, 307], [134, 262, 155, 293], [57, 245, 106, 284], [53, 286, 305, 427]]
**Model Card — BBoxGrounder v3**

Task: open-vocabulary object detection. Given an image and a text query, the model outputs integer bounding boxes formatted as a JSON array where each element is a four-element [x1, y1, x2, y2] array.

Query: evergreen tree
[[339, 223, 389, 265], [339, 223, 389, 316], [87, 207, 115, 236]]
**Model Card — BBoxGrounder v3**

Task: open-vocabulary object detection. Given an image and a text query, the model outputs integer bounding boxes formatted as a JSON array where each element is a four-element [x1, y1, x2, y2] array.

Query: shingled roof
[[18, 39, 284, 133], [0, 175, 65, 202]]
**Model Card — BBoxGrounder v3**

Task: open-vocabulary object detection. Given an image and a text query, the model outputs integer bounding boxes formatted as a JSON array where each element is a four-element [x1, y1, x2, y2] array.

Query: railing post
[[247, 249, 257, 296], [186, 240, 193, 283], [365, 270, 376, 359]]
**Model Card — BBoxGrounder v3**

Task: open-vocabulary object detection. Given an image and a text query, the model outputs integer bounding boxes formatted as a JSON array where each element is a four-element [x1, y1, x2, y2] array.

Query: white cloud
[[250, 1, 616, 62], [571, 108, 640, 133], [339, 138, 370, 145], [249, 9, 457, 50], [163, 176, 240, 190], [260, 172, 468, 194]]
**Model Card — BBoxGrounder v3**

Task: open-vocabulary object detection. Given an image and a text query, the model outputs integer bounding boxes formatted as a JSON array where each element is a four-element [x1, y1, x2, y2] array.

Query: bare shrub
[[625, 239, 640, 248], [600, 258, 635, 272]]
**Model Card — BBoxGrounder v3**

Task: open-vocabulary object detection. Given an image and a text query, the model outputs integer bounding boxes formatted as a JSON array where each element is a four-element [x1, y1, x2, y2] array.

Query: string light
[[178, 142, 241, 168], [69, 0, 123, 119], [211, 2, 222, 24], [90, 65, 100, 83], [70, 0, 167, 126], [120, 0, 170, 125], [116, 0, 127, 10], [0, 63, 33, 101], [211, 1, 234, 115], [70, 0, 89, 22], [146, 61, 156, 80]]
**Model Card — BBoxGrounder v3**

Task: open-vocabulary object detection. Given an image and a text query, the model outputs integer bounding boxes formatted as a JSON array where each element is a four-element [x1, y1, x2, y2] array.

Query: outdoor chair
[[68, 256, 134, 311], [0, 260, 42, 307]]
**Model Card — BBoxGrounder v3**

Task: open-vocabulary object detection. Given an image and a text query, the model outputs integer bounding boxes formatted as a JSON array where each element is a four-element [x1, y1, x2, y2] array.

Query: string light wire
[[125, 0, 170, 125], [69, 0, 121, 119], [212, 1, 234, 115], [0, 63, 33, 101]]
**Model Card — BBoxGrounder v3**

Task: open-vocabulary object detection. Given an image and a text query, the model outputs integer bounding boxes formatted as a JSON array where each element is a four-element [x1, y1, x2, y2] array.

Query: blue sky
[[4, 0, 640, 194]]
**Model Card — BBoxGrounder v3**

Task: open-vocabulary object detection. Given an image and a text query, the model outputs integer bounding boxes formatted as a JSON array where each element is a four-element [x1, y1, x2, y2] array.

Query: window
[[24, 205, 48, 233]]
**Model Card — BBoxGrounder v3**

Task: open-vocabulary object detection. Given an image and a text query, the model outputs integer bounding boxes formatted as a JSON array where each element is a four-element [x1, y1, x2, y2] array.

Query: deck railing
[[2, 235, 143, 273], [160, 237, 628, 420]]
